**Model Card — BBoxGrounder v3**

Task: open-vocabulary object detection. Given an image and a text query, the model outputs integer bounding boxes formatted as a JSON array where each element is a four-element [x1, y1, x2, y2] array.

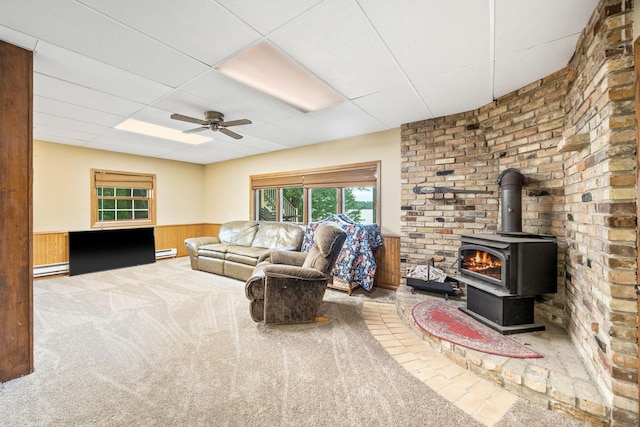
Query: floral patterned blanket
[[302, 214, 383, 291]]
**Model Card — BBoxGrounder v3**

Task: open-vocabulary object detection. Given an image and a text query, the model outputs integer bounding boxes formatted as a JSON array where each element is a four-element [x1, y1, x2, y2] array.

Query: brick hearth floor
[[362, 285, 609, 426]]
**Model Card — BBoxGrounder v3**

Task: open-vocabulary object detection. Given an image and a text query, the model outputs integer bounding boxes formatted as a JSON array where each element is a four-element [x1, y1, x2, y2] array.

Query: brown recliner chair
[[245, 222, 347, 324]]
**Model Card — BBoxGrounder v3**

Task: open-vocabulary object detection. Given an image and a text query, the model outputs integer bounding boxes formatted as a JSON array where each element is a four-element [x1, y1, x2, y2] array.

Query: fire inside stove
[[461, 249, 502, 280]]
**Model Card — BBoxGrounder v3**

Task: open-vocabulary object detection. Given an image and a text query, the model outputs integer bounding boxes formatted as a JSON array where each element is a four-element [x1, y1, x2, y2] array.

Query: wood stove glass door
[[459, 244, 508, 287]]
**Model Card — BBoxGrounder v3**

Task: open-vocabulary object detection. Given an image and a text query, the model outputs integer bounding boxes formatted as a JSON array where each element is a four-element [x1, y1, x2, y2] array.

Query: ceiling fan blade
[[219, 127, 243, 139], [221, 119, 252, 127], [183, 126, 209, 134], [170, 113, 208, 125]]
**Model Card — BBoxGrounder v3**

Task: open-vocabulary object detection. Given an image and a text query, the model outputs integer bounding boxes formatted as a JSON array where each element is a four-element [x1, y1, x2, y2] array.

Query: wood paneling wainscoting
[[34, 232, 68, 266], [373, 234, 401, 290], [33, 224, 401, 291], [154, 224, 220, 258], [34, 224, 221, 267]]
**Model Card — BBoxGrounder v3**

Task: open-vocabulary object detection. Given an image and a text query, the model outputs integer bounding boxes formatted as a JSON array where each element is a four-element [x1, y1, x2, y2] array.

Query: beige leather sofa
[[184, 220, 304, 281]]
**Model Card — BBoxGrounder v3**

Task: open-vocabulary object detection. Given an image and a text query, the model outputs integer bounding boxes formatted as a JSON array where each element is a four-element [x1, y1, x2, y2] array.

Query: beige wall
[[34, 140, 206, 232], [204, 128, 401, 235]]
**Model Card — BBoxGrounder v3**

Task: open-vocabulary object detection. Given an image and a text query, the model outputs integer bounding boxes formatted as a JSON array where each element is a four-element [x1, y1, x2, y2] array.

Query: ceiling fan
[[170, 111, 252, 139]]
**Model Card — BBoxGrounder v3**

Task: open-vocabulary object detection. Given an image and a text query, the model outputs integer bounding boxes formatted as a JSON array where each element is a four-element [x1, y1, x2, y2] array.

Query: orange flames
[[464, 250, 501, 273]]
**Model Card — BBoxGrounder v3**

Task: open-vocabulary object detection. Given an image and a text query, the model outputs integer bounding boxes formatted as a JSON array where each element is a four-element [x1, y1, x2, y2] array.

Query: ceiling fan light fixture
[[116, 119, 210, 144], [217, 41, 344, 113]]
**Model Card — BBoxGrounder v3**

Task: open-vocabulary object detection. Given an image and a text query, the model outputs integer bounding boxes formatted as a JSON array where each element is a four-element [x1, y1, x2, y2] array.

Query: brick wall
[[400, 0, 637, 424]]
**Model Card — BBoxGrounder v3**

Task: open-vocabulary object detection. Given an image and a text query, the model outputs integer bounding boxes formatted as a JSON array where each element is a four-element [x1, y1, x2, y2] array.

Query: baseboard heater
[[156, 248, 177, 259], [34, 262, 70, 278], [33, 248, 178, 278]]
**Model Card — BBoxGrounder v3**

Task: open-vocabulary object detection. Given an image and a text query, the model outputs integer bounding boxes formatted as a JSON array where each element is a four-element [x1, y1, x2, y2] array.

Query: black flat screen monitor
[[68, 227, 156, 276]]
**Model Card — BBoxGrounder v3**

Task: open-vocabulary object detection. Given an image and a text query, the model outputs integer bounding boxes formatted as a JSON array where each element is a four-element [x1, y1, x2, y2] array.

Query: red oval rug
[[411, 299, 542, 358]]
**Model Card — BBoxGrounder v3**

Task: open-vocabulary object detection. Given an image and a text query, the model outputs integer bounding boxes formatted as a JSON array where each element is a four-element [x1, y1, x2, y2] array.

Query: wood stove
[[459, 233, 557, 296], [457, 169, 558, 334], [457, 233, 557, 333]]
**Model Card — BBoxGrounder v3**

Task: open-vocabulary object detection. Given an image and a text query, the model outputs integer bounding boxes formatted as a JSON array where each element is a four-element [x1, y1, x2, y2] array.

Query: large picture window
[[91, 169, 156, 228], [251, 161, 380, 225]]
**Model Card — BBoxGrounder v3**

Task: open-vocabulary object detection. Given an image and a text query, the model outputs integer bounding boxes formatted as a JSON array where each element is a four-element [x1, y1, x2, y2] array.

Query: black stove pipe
[[497, 169, 523, 233]]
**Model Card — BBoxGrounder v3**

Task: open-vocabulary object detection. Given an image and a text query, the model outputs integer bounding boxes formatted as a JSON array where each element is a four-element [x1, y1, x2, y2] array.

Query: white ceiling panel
[[358, 0, 491, 79], [494, 36, 581, 98], [353, 84, 433, 128], [34, 73, 145, 116], [34, 42, 173, 104], [1, 1, 600, 164], [0, 25, 38, 50], [90, 130, 192, 155], [495, 0, 599, 56], [77, 0, 261, 66], [275, 114, 350, 143], [196, 139, 265, 157], [217, 0, 323, 35], [310, 102, 386, 137], [232, 134, 292, 153], [34, 96, 125, 127], [151, 90, 248, 129], [241, 123, 317, 148], [33, 112, 109, 136], [179, 70, 303, 122], [269, 0, 406, 99], [414, 62, 493, 119], [0, 0, 208, 87], [158, 149, 238, 164], [33, 125, 95, 145]]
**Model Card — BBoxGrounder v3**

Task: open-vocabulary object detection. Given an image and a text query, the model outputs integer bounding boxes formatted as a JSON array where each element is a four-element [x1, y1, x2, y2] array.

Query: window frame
[[250, 161, 381, 225], [90, 168, 157, 228]]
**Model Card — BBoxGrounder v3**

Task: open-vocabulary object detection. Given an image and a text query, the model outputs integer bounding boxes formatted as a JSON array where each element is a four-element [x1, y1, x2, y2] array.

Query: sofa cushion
[[225, 246, 269, 265], [197, 243, 231, 260], [218, 221, 259, 246], [251, 222, 303, 250]]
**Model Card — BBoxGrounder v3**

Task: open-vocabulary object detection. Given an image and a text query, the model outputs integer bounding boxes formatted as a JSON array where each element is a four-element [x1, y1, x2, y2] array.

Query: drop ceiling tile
[[91, 130, 189, 155], [217, 0, 322, 35], [494, 36, 580, 98], [414, 62, 492, 119], [179, 70, 302, 122], [241, 123, 316, 148], [0, 25, 38, 50], [234, 134, 292, 153], [151, 91, 245, 128], [33, 125, 96, 145], [359, 0, 491, 79], [274, 114, 347, 143], [85, 140, 175, 158], [158, 149, 238, 165], [0, 0, 208, 87], [34, 96, 125, 127], [34, 73, 145, 116], [34, 112, 109, 135], [269, 0, 406, 99], [34, 42, 172, 104], [495, 0, 599, 56], [77, 0, 260, 66], [353, 85, 433, 128], [196, 139, 264, 156], [309, 102, 387, 138]]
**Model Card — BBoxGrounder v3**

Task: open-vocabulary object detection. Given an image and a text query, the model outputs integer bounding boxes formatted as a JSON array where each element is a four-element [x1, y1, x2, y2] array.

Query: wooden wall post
[[0, 40, 33, 382]]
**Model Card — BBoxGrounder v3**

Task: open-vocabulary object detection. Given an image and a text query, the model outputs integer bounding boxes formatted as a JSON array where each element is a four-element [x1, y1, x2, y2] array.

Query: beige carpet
[[1, 258, 482, 426]]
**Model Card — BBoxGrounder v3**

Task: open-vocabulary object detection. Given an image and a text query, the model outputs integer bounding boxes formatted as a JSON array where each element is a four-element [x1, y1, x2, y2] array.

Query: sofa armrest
[[269, 250, 307, 267], [184, 237, 220, 269]]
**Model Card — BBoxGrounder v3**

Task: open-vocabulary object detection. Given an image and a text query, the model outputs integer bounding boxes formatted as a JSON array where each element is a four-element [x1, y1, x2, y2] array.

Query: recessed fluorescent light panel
[[217, 41, 344, 113], [116, 119, 210, 144]]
